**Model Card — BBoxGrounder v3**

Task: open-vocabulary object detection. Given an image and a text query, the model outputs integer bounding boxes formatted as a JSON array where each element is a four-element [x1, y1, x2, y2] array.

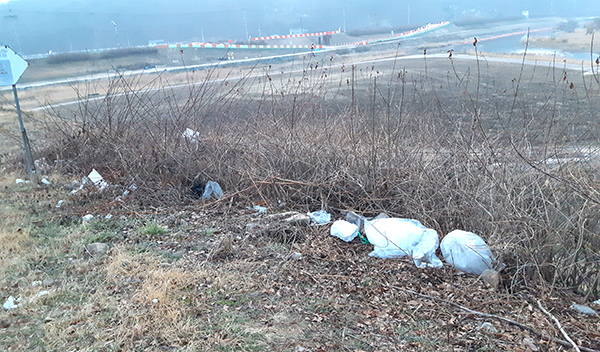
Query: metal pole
[[243, 10, 249, 41], [12, 84, 36, 182], [112, 21, 119, 47]]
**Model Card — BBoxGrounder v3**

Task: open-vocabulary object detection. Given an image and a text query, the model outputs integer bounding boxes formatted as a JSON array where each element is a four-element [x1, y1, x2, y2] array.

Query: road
[[3, 16, 583, 113]]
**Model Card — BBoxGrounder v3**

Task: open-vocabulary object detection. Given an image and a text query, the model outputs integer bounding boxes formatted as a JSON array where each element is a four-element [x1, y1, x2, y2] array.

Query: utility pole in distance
[[111, 21, 120, 47]]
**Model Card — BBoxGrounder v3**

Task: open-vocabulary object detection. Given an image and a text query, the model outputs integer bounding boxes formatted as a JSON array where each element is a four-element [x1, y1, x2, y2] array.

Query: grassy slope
[[1, 173, 599, 351]]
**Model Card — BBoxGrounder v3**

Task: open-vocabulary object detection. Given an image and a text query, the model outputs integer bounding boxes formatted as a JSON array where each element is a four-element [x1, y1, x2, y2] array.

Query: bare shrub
[[40, 53, 600, 298]]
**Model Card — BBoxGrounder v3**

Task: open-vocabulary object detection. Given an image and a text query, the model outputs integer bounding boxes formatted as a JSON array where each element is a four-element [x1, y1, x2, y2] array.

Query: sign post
[[0, 45, 36, 182]]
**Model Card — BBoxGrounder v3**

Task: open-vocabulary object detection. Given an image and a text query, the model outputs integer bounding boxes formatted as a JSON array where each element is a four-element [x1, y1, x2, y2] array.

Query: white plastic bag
[[308, 210, 331, 224], [364, 218, 443, 268], [202, 181, 223, 200], [440, 230, 493, 275], [330, 220, 359, 242]]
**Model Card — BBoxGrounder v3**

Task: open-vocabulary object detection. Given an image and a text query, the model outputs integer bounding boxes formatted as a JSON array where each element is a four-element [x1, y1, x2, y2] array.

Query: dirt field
[[528, 28, 600, 53]]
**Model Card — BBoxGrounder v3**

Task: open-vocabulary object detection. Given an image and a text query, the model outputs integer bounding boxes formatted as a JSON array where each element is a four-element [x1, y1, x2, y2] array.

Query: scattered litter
[[364, 218, 443, 268], [55, 200, 65, 208], [330, 220, 359, 242], [308, 210, 331, 224], [152, 298, 159, 304], [116, 184, 137, 202], [71, 178, 87, 195], [346, 212, 389, 233], [346, 211, 366, 233], [15, 178, 29, 184], [82, 214, 94, 221], [190, 179, 206, 197], [34, 158, 51, 173], [593, 299, 600, 305], [522, 337, 538, 351], [41, 177, 51, 185], [105, 214, 113, 219], [372, 213, 390, 221], [478, 322, 498, 333], [182, 128, 200, 142], [571, 304, 597, 315], [32, 281, 42, 287], [293, 252, 302, 260], [481, 269, 500, 290], [88, 169, 108, 191], [202, 181, 223, 200], [441, 230, 494, 275], [3, 296, 20, 310], [250, 205, 267, 214]]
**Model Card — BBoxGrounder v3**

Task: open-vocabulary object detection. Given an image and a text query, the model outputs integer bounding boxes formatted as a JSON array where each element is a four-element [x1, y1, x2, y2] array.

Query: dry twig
[[537, 300, 581, 352], [393, 287, 598, 352]]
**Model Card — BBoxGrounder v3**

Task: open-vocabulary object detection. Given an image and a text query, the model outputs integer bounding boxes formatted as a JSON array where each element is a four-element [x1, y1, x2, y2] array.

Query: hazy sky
[[1, 0, 598, 55]]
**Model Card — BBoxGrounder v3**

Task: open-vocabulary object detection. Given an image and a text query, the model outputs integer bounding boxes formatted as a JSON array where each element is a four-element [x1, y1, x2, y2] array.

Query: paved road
[[10, 16, 583, 112]]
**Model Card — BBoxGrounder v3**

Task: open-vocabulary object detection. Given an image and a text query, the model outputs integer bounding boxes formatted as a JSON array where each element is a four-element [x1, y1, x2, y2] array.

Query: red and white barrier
[[338, 21, 450, 47], [157, 43, 324, 50], [252, 30, 340, 41]]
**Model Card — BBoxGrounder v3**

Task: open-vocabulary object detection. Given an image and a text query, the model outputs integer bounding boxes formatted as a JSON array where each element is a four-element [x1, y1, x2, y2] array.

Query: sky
[[0, 0, 599, 55]]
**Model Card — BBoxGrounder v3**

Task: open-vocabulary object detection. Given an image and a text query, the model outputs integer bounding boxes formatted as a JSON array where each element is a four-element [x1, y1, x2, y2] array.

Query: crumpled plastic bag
[[364, 218, 443, 268], [330, 220, 359, 242], [202, 181, 223, 200], [182, 128, 200, 143], [440, 230, 493, 275], [308, 210, 331, 224], [3, 296, 20, 310]]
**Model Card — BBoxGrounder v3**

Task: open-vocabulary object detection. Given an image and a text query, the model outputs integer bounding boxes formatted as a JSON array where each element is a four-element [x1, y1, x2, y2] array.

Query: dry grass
[[0, 174, 599, 351]]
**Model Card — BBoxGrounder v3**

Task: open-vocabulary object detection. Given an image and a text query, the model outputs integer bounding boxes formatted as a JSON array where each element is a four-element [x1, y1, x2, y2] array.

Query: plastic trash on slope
[[346, 211, 366, 233], [364, 218, 443, 268], [308, 210, 331, 224], [441, 230, 493, 275], [571, 304, 597, 316], [248, 205, 267, 214], [88, 169, 108, 191], [330, 220, 359, 242], [182, 128, 200, 143], [202, 181, 223, 200], [3, 296, 20, 310]]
